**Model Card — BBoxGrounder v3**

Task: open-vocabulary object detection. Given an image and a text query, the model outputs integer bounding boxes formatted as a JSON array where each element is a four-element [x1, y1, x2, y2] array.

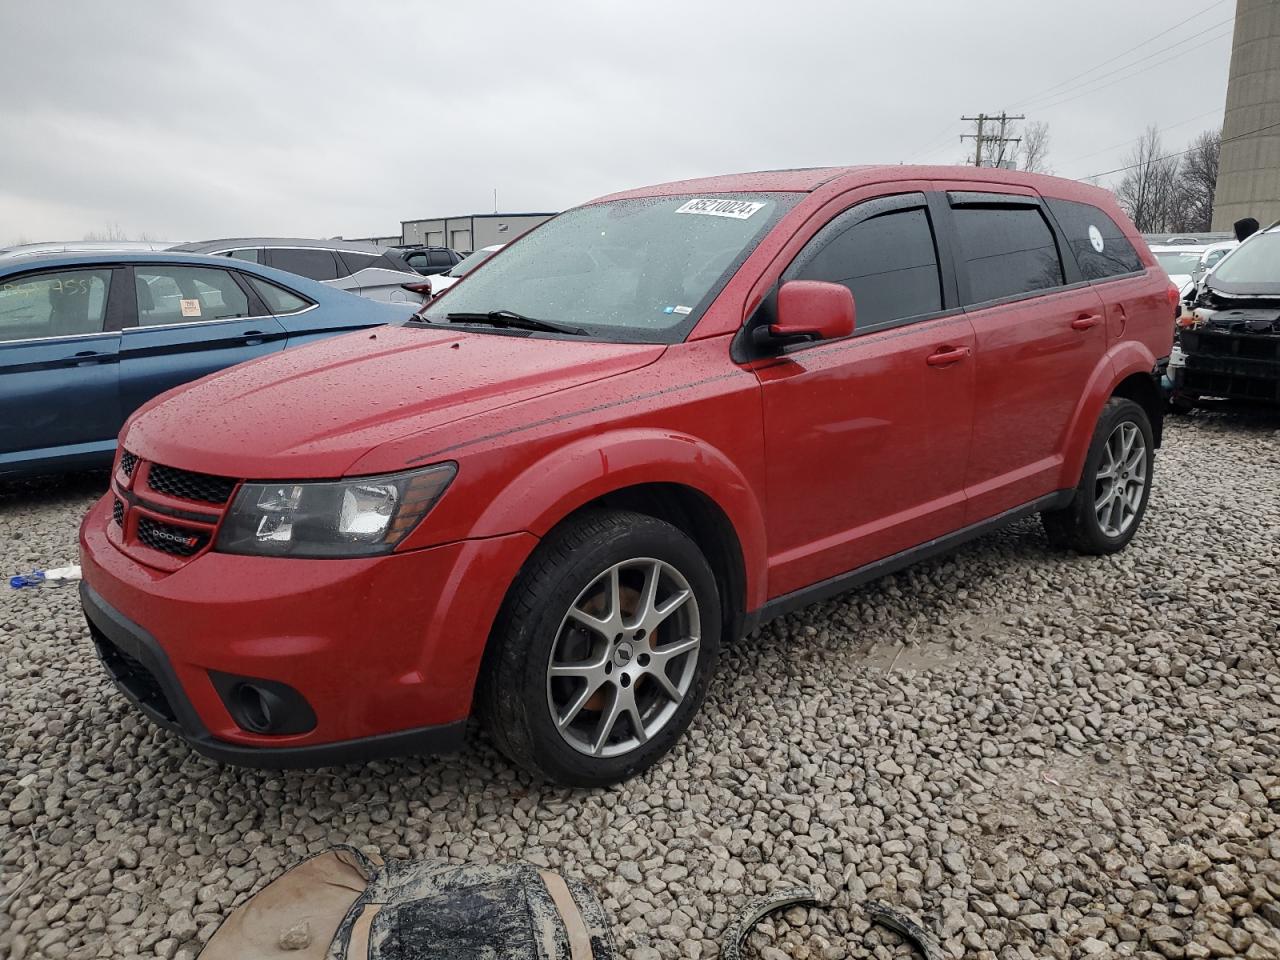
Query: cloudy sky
[[0, 0, 1236, 245]]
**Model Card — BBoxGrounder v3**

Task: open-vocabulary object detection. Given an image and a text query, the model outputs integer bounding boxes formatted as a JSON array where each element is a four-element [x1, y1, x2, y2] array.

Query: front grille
[[119, 451, 138, 478], [136, 516, 209, 557], [147, 464, 237, 505], [92, 631, 177, 725], [112, 499, 124, 526]]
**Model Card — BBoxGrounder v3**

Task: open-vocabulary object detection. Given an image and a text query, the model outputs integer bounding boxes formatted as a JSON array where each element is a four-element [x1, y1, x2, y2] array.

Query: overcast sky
[[0, 0, 1236, 245]]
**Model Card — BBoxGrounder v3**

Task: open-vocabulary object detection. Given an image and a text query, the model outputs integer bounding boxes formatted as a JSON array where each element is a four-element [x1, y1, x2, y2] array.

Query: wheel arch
[[468, 428, 767, 638], [1061, 343, 1162, 487]]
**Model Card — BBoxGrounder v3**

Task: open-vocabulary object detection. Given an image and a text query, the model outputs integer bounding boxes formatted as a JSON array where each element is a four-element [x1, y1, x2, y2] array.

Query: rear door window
[[268, 248, 340, 281], [224, 248, 261, 263], [786, 199, 943, 331], [428, 250, 453, 268], [133, 266, 251, 326], [1045, 198, 1143, 280], [951, 204, 1065, 304], [0, 269, 112, 341]]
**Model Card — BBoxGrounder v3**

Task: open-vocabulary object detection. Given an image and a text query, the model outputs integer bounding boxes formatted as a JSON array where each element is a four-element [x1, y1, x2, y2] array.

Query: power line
[[961, 112, 1024, 167], [1021, 26, 1235, 115], [1059, 107, 1224, 170], [1084, 118, 1280, 182], [1009, 0, 1231, 109]]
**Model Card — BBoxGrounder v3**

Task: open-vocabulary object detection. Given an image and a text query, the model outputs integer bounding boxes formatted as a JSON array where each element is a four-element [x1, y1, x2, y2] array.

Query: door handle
[[926, 345, 971, 366], [72, 350, 107, 367], [240, 330, 267, 346], [1071, 313, 1103, 331]]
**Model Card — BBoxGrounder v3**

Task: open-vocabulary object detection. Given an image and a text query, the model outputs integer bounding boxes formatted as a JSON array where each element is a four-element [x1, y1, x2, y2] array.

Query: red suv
[[80, 167, 1176, 786]]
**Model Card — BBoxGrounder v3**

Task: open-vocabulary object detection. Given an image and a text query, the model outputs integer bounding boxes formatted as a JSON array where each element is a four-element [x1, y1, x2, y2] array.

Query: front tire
[[479, 510, 721, 787], [1042, 397, 1154, 555]]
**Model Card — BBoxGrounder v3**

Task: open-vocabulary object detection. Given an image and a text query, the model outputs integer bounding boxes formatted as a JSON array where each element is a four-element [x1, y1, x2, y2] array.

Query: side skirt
[[747, 490, 1074, 630]]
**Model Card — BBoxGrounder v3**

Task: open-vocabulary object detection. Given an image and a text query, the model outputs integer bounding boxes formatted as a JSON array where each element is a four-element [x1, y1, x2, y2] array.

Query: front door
[[118, 263, 288, 419], [0, 265, 124, 471], [754, 192, 976, 598]]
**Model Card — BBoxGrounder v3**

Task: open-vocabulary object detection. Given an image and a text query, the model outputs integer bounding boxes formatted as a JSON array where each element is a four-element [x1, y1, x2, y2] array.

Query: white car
[[171, 238, 432, 305], [1149, 244, 1205, 297], [428, 244, 505, 295]]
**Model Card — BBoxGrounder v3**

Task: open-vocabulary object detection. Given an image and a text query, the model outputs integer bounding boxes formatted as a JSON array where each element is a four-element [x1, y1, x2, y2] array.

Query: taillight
[[401, 280, 432, 297]]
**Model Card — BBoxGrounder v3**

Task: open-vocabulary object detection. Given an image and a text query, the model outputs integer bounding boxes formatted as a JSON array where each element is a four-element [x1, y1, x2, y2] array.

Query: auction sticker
[[179, 299, 202, 318], [675, 198, 765, 219]]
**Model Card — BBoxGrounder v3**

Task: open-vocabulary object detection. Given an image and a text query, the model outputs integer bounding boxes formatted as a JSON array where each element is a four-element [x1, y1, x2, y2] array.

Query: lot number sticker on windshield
[[180, 299, 202, 318], [675, 198, 765, 220]]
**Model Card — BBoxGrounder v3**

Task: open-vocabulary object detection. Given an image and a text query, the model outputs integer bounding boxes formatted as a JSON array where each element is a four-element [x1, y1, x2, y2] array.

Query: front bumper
[[1175, 328, 1280, 405], [79, 494, 538, 767]]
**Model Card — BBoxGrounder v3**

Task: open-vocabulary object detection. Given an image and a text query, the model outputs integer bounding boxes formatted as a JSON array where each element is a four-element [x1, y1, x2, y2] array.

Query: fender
[[1060, 340, 1159, 487], [468, 428, 769, 610]]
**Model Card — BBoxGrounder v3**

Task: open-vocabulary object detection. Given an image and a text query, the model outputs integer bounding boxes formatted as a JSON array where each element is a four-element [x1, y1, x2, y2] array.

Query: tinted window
[[789, 205, 942, 329], [404, 252, 429, 270], [134, 266, 250, 326], [247, 276, 311, 315], [337, 251, 380, 277], [1046, 198, 1142, 280], [270, 248, 339, 281], [952, 205, 1064, 303], [225, 248, 260, 263], [428, 250, 453, 267], [373, 252, 407, 272], [0, 269, 111, 342]]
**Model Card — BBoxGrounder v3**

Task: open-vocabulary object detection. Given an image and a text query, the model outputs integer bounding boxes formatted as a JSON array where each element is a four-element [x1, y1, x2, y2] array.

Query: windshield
[[1211, 233, 1280, 285], [421, 193, 795, 342], [447, 246, 500, 278], [1154, 251, 1201, 276]]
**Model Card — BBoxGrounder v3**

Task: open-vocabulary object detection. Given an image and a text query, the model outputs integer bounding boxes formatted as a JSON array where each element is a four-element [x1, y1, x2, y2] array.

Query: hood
[[125, 324, 664, 478]]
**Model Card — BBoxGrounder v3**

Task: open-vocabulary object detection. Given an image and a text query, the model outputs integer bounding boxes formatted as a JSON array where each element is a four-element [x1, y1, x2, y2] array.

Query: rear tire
[[478, 509, 720, 787], [1042, 397, 1154, 555]]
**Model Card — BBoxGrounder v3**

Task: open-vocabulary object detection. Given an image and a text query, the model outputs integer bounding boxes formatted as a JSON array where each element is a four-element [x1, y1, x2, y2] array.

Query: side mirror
[[769, 280, 856, 345]]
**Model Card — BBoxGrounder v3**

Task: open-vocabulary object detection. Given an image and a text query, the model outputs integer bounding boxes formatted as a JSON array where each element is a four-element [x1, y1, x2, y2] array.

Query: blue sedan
[[0, 252, 413, 477]]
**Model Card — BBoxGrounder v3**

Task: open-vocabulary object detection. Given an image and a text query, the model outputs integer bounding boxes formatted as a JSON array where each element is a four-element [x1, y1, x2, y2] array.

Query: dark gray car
[[171, 238, 430, 305]]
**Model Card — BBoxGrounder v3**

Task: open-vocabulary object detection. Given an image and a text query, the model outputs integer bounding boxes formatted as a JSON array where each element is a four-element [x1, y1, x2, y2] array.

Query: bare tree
[[1115, 126, 1182, 232], [1019, 121, 1051, 174], [1176, 128, 1220, 233], [83, 222, 129, 242]]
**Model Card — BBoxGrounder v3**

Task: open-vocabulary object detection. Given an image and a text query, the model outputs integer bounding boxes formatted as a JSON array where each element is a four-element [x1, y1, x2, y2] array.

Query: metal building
[[1212, 0, 1280, 230], [400, 212, 556, 253]]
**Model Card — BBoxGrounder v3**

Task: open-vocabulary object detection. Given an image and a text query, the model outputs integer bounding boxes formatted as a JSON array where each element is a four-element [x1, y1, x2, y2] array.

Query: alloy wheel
[[1094, 421, 1147, 538], [546, 558, 701, 758]]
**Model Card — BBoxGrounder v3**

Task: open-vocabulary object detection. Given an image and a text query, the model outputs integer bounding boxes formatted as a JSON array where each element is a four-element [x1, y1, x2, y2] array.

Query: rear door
[[118, 263, 287, 418], [1042, 197, 1155, 345], [936, 186, 1108, 522], [0, 265, 124, 467], [754, 189, 977, 596]]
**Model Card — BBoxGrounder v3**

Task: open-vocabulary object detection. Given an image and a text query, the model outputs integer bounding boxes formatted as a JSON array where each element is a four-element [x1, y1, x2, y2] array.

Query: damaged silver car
[[1171, 222, 1280, 411]]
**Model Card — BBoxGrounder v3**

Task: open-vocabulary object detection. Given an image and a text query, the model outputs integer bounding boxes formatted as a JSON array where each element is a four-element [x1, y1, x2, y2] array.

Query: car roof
[[590, 164, 1122, 207], [0, 250, 344, 297], [172, 237, 390, 254], [1149, 244, 1206, 253]]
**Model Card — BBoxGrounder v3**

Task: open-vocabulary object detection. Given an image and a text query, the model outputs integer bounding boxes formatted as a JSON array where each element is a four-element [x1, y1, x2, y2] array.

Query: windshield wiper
[[443, 310, 587, 336]]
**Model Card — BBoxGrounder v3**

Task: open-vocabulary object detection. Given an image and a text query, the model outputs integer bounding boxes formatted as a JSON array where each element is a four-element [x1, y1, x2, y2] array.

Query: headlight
[[215, 463, 456, 558]]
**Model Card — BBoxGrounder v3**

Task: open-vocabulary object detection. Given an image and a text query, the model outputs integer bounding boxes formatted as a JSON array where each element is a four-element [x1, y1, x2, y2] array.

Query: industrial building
[[1212, 0, 1280, 230], [400, 212, 556, 253]]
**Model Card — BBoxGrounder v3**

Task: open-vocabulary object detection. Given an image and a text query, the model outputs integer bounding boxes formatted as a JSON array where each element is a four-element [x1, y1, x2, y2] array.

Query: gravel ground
[[1, 412, 1278, 960]]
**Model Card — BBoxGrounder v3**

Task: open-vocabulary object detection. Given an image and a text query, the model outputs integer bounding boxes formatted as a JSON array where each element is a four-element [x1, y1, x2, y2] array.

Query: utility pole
[[961, 112, 1025, 167]]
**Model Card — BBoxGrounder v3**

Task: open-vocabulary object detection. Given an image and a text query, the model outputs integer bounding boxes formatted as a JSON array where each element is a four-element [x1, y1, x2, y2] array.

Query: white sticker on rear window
[[675, 198, 766, 220], [179, 299, 202, 318], [1088, 225, 1105, 253]]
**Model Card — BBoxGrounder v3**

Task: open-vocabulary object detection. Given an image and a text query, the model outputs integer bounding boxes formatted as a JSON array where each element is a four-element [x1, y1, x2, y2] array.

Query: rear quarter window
[[1046, 198, 1143, 280]]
